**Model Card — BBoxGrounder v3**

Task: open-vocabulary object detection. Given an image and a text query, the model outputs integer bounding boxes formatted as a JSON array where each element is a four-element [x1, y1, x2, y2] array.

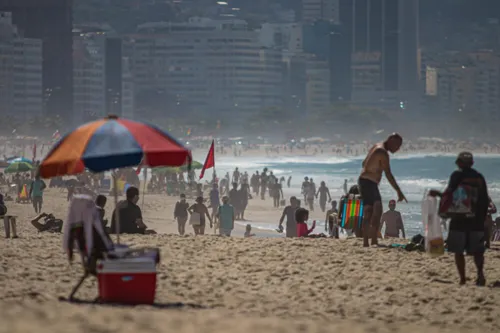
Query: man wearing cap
[[429, 152, 489, 286], [379, 200, 405, 239], [358, 133, 407, 247]]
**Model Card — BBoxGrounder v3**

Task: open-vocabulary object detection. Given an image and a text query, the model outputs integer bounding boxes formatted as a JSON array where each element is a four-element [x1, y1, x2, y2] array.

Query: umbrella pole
[[113, 172, 120, 244], [141, 168, 147, 209]]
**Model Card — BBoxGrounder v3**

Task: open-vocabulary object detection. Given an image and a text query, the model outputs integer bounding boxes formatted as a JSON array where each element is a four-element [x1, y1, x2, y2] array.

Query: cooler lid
[[97, 258, 157, 273]]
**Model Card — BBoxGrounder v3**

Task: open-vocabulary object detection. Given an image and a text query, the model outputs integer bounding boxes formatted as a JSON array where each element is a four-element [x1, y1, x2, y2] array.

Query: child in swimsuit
[[296, 208, 316, 237], [244, 224, 255, 237]]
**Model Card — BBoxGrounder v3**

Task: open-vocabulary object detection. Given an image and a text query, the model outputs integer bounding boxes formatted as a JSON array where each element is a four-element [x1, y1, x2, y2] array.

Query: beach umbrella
[[8, 157, 33, 164], [4, 161, 33, 174], [39, 115, 191, 243], [187, 161, 203, 170], [39, 115, 191, 178]]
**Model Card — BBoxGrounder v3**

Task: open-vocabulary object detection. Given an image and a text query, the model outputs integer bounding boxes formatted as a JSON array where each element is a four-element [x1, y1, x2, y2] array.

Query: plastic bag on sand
[[422, 195, 445, 257]]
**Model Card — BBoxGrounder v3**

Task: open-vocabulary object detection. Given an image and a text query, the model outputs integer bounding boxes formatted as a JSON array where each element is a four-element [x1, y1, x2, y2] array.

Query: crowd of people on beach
[[2, 132, 500, 289]]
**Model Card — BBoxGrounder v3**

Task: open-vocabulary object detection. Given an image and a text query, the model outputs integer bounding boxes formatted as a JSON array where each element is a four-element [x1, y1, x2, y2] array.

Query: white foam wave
[[393, 152, 500, 160], [398, 178, 447, 189]]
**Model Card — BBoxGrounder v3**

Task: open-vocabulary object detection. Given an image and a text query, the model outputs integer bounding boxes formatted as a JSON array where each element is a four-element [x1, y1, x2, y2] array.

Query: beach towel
[[63, 194, 113, 261], [340, 198, 363, 230]]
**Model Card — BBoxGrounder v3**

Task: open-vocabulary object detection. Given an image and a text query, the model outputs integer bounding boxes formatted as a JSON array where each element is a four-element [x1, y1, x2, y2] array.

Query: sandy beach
[[1, 187, 500, 333]]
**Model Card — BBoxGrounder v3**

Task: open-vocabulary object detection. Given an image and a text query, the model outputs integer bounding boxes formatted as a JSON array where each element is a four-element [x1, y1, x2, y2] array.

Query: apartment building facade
[[0, 12, 42, 119], [127, 17, 284, 118]]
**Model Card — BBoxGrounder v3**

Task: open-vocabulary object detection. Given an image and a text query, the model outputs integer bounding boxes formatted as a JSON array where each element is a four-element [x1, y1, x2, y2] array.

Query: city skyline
[[0, 0, 499, 131]]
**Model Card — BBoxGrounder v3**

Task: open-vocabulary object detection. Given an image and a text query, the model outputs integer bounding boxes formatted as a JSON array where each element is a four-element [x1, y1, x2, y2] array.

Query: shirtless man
[[358, 133, 407, 247], [379, 200, 406, 239]]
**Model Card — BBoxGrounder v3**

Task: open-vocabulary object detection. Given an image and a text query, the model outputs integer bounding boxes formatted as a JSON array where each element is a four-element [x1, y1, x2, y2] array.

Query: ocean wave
[[393, 152, 500, 160], [398, 178, 447, 188]]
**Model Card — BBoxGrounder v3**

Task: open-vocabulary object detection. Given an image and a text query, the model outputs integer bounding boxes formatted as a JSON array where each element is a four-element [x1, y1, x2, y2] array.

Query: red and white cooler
[[97, 257, 157, 305]]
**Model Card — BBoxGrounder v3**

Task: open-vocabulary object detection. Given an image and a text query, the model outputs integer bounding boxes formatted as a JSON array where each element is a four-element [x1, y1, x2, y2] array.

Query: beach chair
[[16, 184, 30, 204], [340, 196, 364, 231], [67, 224, 111, 300], [64, 195, 114, 301]]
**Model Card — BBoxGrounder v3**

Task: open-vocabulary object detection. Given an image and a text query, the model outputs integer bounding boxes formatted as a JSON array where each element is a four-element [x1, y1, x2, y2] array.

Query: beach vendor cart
[[39, 115, 192, 304]]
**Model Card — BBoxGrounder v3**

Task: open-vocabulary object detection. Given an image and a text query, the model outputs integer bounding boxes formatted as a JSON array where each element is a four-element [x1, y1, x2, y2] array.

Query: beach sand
[[2, 188, 500, 333]]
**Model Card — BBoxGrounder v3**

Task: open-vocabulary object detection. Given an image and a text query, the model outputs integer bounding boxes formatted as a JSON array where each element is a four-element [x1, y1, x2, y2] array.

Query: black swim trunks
[[358, 178, 381, 206]]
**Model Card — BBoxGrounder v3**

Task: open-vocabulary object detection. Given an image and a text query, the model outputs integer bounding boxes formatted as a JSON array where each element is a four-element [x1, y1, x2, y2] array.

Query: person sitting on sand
[[31, 212, 63, 233], [379, 200, 405, 239], [110, 186, 157, 235], [244, 224, 256, 237], [296, 208, 316, 237]]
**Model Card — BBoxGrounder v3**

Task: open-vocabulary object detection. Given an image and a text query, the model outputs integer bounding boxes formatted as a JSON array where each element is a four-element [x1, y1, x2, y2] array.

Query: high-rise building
[[302, 20, 352, 102], [121, 57, 135, 119], [302, 0, 339, 23], [340, 0, 419, 106], [0, 12, 42, 119], [72, 30, 106, 123], [105, 37, 123, 116], [127, 17, 284, 119], [436, 51, 500, 122], [0, 0, 73, 120]]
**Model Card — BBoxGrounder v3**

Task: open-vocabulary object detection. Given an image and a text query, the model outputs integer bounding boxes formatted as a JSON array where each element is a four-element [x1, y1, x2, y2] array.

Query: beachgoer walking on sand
[[232, 167, 240, 184], [209, 183, 220, 222], [239, 181, 250, 220], [260, 168, 268, 200], [229, 182, 240, 219], [217, 196, 235, 236], [429, 152, 489, 286], [29, 173, 46, 213], [278, 196, 299, 237], [306, 181, 315, 211], [287, 176, 292, 188], [316, 181, 331, 212], [301, 177, 310, 202], [188, 196, 213, 235], [379, 200, 405, 239], [271, 178, 283, 208], [343, 179, 348, 194], [358, 133, 406, 247], [174, 194, 190, 235], [251, 171, 260, 194]]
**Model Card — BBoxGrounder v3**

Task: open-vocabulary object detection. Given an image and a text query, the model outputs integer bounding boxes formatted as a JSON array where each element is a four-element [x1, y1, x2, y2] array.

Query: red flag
[[199, 140, 215, 179], [135, 164, 142, 175]]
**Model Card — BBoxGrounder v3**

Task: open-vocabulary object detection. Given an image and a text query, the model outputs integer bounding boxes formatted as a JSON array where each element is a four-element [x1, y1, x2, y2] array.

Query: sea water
[[199, 153, 500, 238]]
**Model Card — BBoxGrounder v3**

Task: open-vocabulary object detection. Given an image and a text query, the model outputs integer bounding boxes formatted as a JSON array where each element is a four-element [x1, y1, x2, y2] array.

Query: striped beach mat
[[341, 198, 364, 229]]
